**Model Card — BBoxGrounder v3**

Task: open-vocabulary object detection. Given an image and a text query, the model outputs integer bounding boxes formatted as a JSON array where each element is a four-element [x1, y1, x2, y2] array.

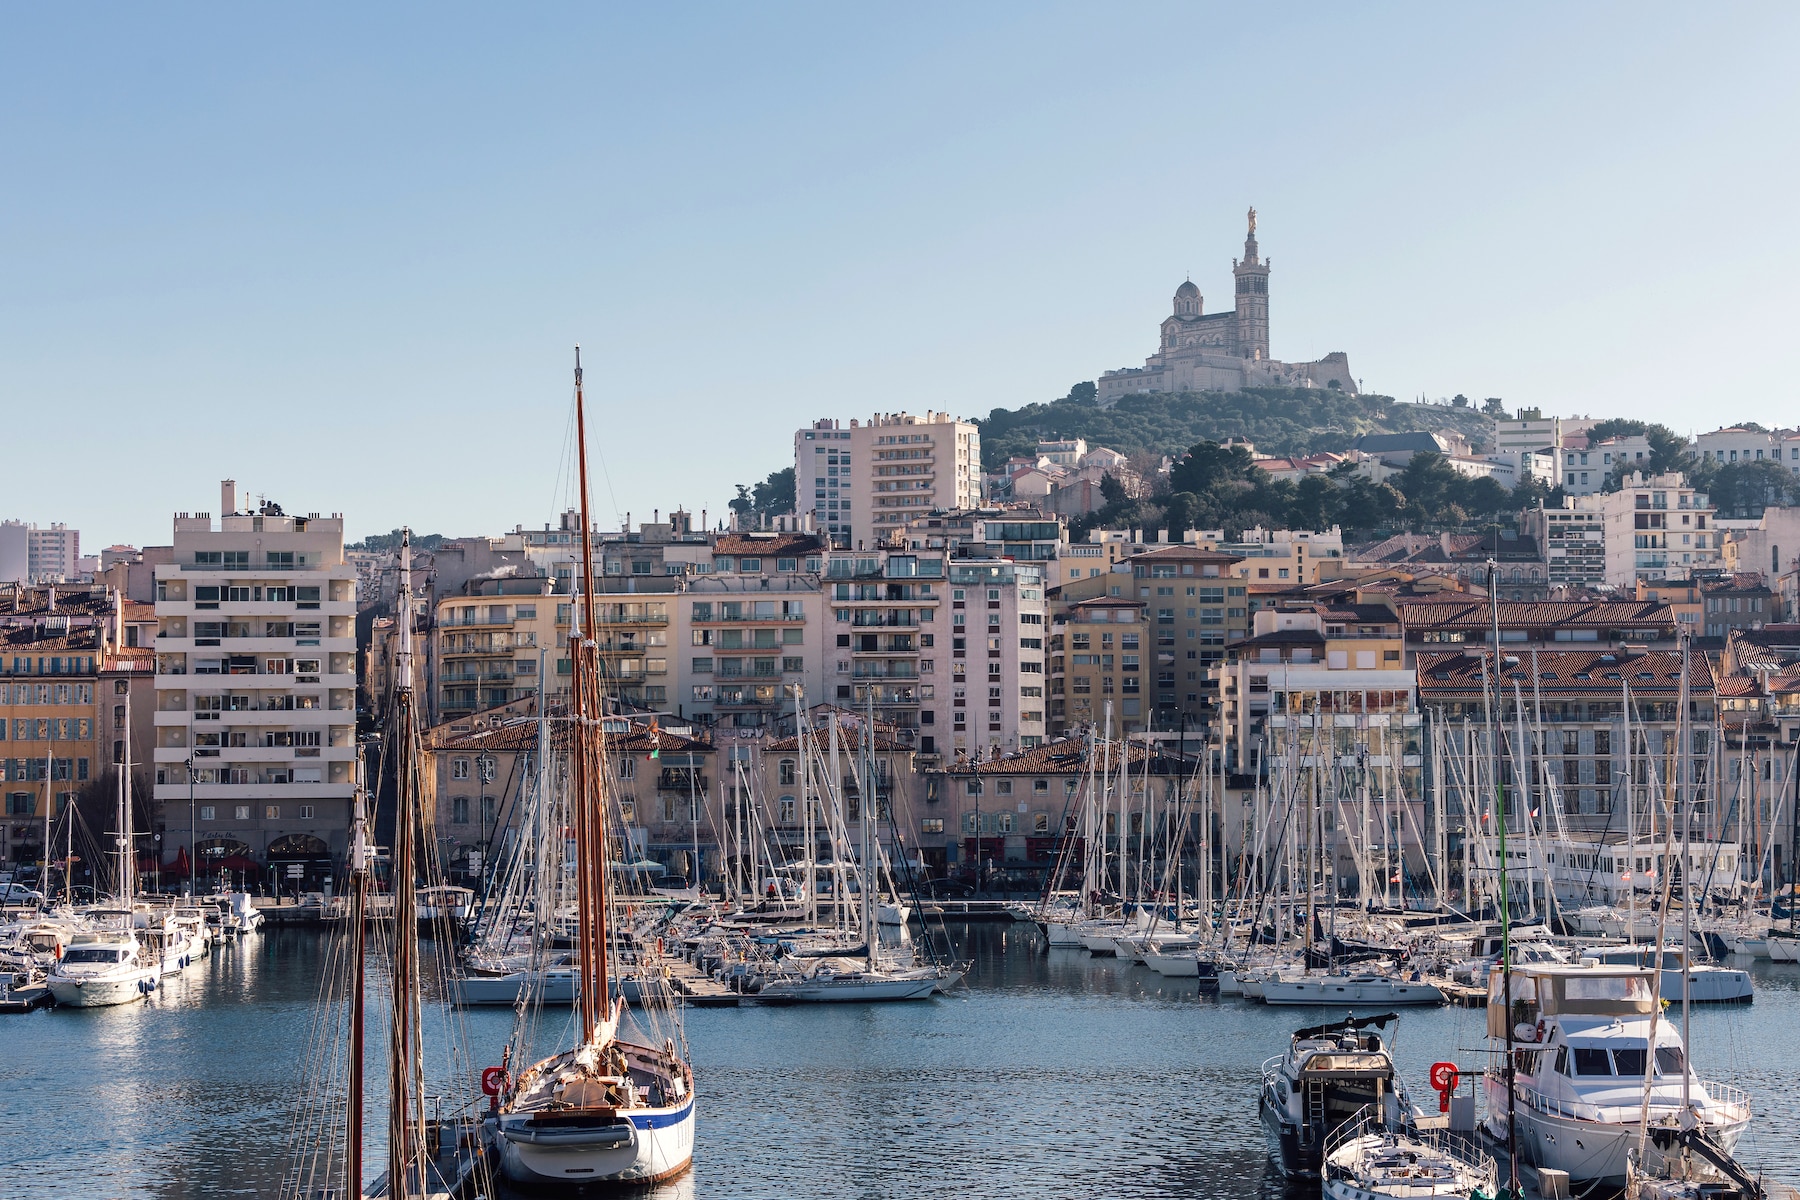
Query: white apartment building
[[795, 412, 982, 550], [0, 521, 82, 582], [1599, 472, 1719, 588], [936, 561, 1047, 759], [1036, 437, 1088, 467], [152, 481, 358, 890], [1693, 426, 1800, 475], [1558, 435, 1647, 496]]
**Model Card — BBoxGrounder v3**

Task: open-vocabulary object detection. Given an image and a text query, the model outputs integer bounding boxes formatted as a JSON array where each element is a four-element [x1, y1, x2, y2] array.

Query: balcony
[[852, 665, 918, 680], [850, 613, 917, 628]]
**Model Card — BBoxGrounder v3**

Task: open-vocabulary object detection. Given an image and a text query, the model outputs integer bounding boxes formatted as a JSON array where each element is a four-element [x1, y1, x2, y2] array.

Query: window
[[921, 817, 944, 835], [452, 758, 470, 780], [452, 796, 469, 824], [199, 805, 215, 821], [995, 780, 1012, 795], [234, 805, 251, 820], [779, 758, 796, 785], [298, 805, 314, 820], [264, 805, 280, 820]]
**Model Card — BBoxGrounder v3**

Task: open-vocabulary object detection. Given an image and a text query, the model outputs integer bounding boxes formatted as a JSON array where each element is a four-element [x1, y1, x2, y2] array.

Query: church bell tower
[[1232, 207, 1270, 361]]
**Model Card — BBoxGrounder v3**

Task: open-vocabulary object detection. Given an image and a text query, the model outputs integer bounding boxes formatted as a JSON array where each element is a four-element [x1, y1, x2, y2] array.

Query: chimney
[[221, 479, 236, 516], [47, 584, 56, 613]]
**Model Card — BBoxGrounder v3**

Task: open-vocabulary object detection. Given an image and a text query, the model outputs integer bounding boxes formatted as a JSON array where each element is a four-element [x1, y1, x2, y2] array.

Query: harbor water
[[3, 922, 1798, 1199]]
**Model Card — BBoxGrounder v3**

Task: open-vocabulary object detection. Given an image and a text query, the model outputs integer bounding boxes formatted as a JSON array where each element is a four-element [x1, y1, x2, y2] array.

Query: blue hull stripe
[[628, 1098, 695, 1131]]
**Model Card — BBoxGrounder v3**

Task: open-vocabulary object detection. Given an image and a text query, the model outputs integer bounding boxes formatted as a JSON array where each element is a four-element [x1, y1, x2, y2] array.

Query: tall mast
[[389, 527, 425, 1197], [346, 754, 369, 1198], [570, 346, 610, 1038], [1485, 562, 1518, 1196], [1676, 634, 1692, 1118]]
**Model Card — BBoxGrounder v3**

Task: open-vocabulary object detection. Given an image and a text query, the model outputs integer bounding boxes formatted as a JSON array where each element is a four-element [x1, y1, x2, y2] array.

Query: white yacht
[[753, 957, 942, 1003], [1261, 970, 1444, 1007], [47, 932, 159, 1007], [1579, 946, 1753, 1004], [1480, 964, 1751, 1188], [417, 884, 474, 924]]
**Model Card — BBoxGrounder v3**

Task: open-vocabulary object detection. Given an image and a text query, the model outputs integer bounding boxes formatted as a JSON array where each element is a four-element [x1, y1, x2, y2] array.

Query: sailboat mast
[[347, 754, 368, 1197], [1676, 634, 1692, 1117], [1484, 562, 1519, 1195], [389, 527, 426, 1198], [570, 346, 610, 1037]]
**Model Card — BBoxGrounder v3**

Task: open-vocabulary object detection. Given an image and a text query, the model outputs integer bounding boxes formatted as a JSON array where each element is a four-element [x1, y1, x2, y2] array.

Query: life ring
[[481, 1066, 507, 1096], [1428, 1060, 1458, 1092]]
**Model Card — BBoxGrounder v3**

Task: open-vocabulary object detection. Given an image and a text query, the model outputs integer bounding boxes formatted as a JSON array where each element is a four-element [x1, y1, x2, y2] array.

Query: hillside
[[976, 387, 1496, 469]]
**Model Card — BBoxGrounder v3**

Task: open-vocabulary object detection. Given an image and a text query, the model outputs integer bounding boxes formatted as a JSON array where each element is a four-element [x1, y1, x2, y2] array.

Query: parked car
[[0, 884, 45, 905], [921, 878, 976, 899]]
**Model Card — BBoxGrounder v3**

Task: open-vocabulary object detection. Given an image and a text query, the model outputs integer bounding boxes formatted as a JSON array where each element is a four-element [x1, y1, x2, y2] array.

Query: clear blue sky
[[4, 6, 1797, 547]]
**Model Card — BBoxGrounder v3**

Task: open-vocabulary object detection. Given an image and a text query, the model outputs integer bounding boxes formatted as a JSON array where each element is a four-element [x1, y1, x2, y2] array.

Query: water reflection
[[0, 922, 1796, 1199]]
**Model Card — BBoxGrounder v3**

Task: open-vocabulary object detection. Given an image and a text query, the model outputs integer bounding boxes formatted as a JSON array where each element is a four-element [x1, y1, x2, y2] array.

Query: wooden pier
[[664, 958, 740, 1007]]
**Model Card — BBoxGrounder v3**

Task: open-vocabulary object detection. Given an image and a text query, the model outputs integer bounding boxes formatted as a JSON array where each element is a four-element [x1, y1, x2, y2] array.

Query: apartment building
[[151, 484, 358, 890], [1416, 647, 1717, 835], [1560, 434, 1651, 496], [1202, 526, 1345, 586], [937, 560, 1047, 759], [795, 412, 982, 549], [1214, 607, 1414, 773], [1600, 472, 1720, 588], [1693, 426, 1800, 473], [0, 522, 82, 583], [1701, 574, 1777, 640], [1, 629, 103, 870], [677, 569, 827, 732], [822, 548, 944, 756], [1050, 595, 1147, 736], [1522, 501, 1607, 589], [1127, 544, 1249, 728], [435, 578, 561, 722], [424, 711, 715, 884], [1391, 597, 1677, 661]]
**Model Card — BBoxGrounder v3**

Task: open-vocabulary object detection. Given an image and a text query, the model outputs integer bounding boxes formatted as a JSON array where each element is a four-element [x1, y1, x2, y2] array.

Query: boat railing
[[1323, 1106, 1497, 1194], [1516, 1078, 1751, 1125]]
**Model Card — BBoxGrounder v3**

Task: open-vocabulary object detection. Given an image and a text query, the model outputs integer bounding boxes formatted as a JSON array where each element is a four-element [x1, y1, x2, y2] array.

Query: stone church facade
[[1096, 210, 1356, 405]]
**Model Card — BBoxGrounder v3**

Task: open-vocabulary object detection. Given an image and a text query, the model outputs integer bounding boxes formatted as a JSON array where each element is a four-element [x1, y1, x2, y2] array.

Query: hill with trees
[[976, 384, 1498, 470]]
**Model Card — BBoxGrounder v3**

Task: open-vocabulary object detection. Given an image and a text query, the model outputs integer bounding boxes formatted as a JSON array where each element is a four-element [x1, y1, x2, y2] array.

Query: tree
[[1099, 472, 1128, 505], [1170, 441, 1255, 496], [728, 484, 753, 517], [1451, 394, 1470, 408], [750, 467, 795, 516], [1396, 452, 1458, 519], [1164, 491, 1202, 539], [1288, 474, 1339, 531], [1482, 397, 1506, 416], [1066, 381, 1098, 404]]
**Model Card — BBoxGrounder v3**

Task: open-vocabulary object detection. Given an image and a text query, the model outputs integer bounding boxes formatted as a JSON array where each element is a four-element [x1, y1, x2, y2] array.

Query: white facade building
[[795, 412, 982, 550], [151, 481, 358, 889], [1599, 472, 1720, 588]]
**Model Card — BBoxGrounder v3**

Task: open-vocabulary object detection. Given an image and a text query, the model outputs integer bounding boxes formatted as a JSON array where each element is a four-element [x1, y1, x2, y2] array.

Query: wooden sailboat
[[487, 349, 696, 1188]]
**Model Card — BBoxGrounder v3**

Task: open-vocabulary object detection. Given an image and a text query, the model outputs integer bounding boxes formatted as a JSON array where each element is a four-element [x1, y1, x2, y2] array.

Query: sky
[[4, 5, 1798, 548]]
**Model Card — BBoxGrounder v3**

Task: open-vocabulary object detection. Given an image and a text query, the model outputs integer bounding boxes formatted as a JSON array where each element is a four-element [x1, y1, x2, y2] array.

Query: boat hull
[[755, 976, 938, 1003], [1260, 977, 1444, 1007], [48, 970, 157, 1007], [496, 1097, 695, 1187], [1483, 1078, 1750, 1187], [1258, 1092, 1316, 1177]]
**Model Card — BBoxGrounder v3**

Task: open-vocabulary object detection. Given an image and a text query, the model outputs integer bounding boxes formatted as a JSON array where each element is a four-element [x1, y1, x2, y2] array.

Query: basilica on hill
[[1095, 209, 1357, 405]]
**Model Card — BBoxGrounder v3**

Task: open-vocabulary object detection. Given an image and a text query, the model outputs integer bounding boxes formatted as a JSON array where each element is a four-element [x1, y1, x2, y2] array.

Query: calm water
[[3, 924, 1798, 1199]]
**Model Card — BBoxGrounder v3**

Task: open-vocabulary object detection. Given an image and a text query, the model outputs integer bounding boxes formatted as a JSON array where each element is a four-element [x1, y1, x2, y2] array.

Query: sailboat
[[487, 350, 696, 1188]]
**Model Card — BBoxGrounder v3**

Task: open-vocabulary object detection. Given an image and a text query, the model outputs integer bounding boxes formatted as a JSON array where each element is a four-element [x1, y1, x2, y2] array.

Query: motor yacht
[[46, 931, 159, 1007], [1259, 1011, 1411, 1178], [1480, 964, 1751, 1189]]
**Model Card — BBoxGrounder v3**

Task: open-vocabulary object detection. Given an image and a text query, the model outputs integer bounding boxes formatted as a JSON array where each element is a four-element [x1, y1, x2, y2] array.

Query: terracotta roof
[[931, 737, 1161, 776], [0, 627, 102, 652], [1417, 649, 1714, 696], [1395, 599, 1674, 631], [712, 532, 824, 557]]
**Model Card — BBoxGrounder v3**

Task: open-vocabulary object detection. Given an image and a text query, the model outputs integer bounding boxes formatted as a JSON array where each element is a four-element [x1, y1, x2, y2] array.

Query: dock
[[915, 900, 1019, 921], [664, 958, 740, 1007], [1429, 976, 1488, 1007], [0, 982, 52, 1013]]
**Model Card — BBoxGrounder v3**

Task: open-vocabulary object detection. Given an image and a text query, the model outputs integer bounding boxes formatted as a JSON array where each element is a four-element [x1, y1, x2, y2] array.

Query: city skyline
[[5, 6, 1798, 545]]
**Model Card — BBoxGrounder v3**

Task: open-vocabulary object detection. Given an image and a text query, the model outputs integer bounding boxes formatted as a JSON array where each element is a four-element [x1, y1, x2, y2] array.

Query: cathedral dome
[[1172, 279, 1202, 318]]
